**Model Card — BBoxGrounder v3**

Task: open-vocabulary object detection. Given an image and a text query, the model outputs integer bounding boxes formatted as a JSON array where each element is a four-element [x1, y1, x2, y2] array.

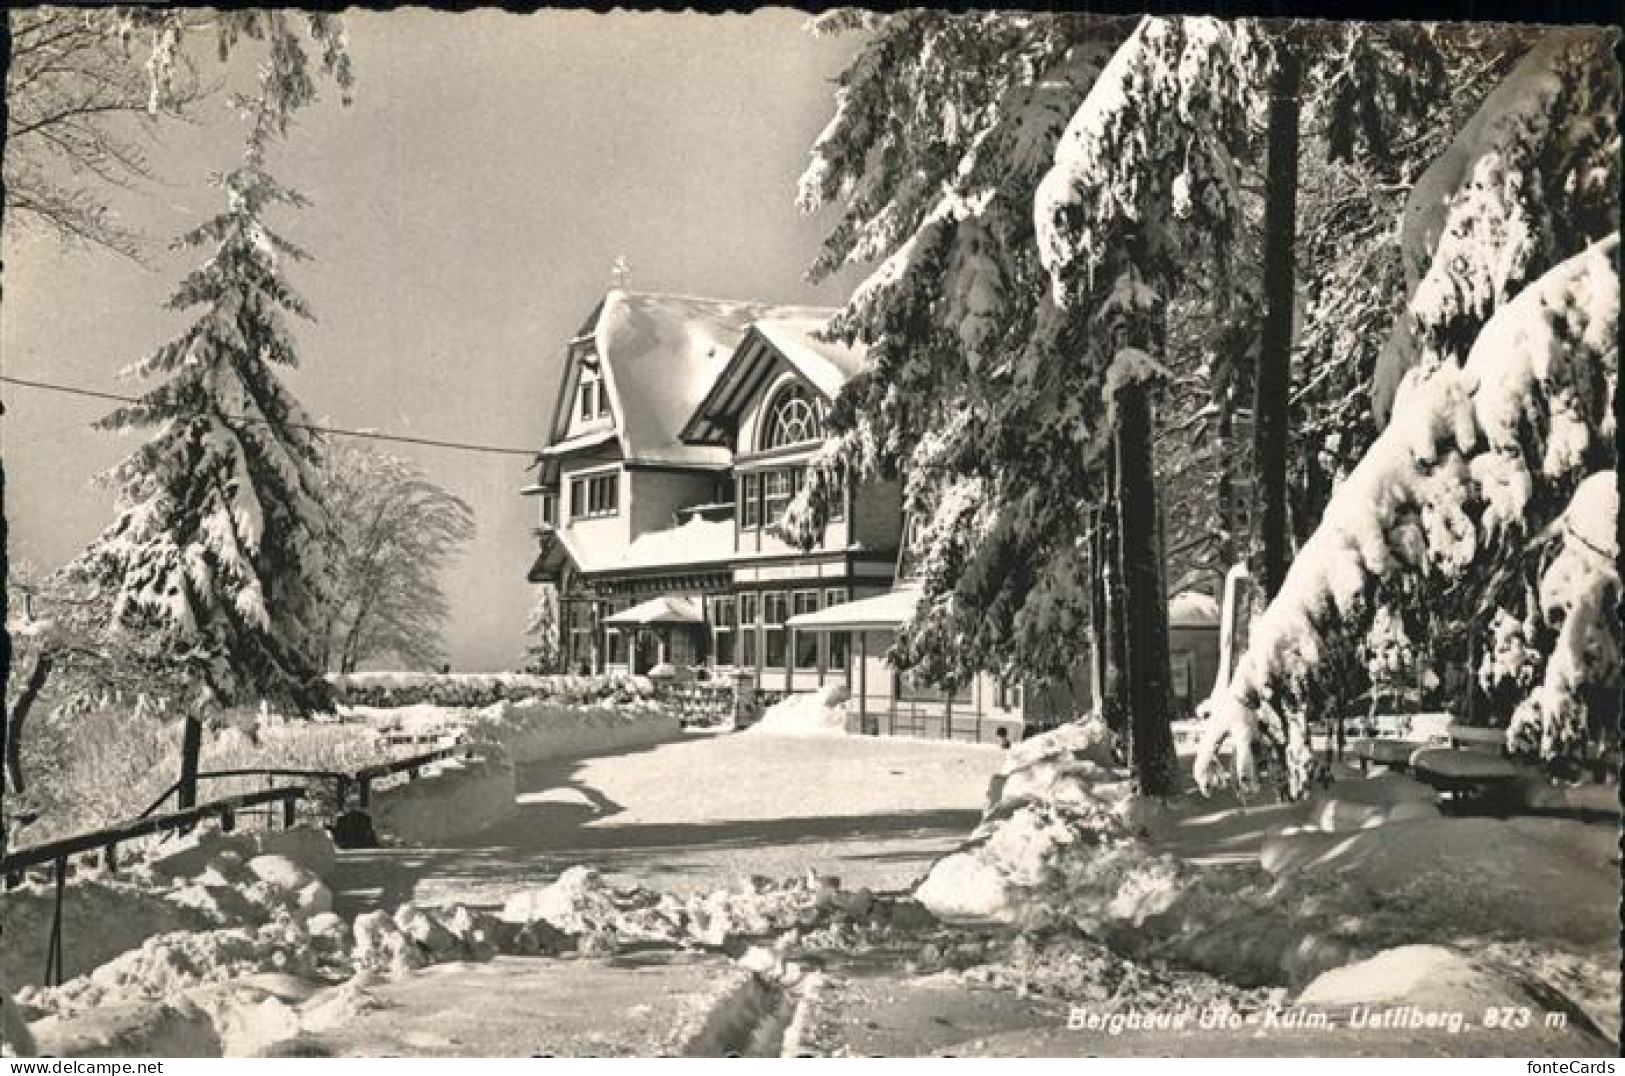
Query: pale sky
[[2, 9, 866, 671]]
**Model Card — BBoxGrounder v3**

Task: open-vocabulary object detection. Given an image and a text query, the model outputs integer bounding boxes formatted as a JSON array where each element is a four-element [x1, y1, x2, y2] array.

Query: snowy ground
[[331, 732, 1004, 910], [13, 720, 1615, 1057]]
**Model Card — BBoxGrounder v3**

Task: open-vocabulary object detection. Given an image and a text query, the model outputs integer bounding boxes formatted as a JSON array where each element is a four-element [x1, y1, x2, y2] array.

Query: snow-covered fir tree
[[70, 93, 336, 723], [1198, 233, 1618, 795], [519, 585, 564, 675], [786, 10, 1132, 691], [1195, 30, 1618, 796]]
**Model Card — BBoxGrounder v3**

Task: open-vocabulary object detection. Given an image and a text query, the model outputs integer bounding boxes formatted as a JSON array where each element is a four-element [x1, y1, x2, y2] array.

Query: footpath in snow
[[6, 714, 1616, 1057]]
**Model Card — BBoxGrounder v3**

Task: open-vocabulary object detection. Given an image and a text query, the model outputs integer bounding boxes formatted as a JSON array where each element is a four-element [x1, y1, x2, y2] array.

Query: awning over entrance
[[603, 595, 704, 627], [785, 586, 921, 632]]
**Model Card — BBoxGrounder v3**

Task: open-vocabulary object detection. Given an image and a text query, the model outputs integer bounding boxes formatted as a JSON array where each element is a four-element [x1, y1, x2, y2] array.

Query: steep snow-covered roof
[[752, 318, 868, 400], [1168, 590, 1221, 627], [582, 291, 835, 467], [680, 316, 867, 446]]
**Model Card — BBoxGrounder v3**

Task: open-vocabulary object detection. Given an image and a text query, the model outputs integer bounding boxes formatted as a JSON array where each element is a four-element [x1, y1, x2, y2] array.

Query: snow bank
[[917, 719, 1619, 1005], [463, 698, 680, 765], [348, 697, 680, 767], [1296, 944, 1533, 1011], [1259, 815, 1617, 948], [30, 1000, 221, 1058], [370, 750, 516, 845], [2, 881, 210, 992], [749, 686, 853, 737], [19, 896, 509, 1056], [3, 824, 339, 990], [915, 717, 1162, 929]]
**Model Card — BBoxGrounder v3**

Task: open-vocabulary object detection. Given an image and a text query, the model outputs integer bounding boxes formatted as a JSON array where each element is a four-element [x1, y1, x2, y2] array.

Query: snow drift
[[749, 686, 853, 737]]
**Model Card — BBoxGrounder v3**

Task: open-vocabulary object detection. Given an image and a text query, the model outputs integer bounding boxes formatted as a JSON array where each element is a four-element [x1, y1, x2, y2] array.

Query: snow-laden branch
[[1196, 235, 1619, 796]]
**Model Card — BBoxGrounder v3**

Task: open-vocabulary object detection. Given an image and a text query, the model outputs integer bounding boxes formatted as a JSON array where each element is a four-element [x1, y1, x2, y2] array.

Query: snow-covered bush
[[328, 671, 657, 710]]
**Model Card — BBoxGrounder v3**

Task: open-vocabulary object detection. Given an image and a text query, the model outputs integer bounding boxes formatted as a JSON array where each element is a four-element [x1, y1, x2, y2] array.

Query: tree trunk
[[1099, 460, 1130, 745], [4, 650, 53, 795], [1115, 380, 1177, 797], [1254, 25, 1303, 602], [1087, 509, 1108, 715], [176, 714, 205, 810]]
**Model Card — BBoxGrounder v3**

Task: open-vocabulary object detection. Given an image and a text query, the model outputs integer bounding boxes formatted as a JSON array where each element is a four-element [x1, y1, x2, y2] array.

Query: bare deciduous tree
[[5, 7, 353, 258], [320, 443, 476, 675]]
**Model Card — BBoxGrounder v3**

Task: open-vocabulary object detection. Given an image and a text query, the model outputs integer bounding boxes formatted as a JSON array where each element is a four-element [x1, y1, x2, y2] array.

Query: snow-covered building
[[521, 290, 1269, 737], [524, 290, 1038, 737]]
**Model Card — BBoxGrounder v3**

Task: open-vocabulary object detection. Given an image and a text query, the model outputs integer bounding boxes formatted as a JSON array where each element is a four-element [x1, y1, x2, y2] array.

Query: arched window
[[760, 383, 822, 450]]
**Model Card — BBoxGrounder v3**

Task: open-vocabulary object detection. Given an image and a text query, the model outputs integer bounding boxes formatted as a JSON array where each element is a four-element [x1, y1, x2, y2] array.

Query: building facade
[[524, 294, 887, 683]]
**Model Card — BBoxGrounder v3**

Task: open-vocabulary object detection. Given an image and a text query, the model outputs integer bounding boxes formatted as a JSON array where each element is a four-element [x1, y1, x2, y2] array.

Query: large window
[[740, 473, 760, 529], [566, 600, 596, 674], [824, 588, 849, 673], [761, 384, 823, 450], [569, 471, 618, 519], [739, 592, 759, 669], [763, 591, 788, 669], [711, 596, 736, 668], [792, 591, 820, 670], [762, 469, 795, 527]]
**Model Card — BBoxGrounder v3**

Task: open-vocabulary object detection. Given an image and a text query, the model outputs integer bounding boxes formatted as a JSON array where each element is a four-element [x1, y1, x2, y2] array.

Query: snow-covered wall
[[462, 699, 680, 766], [348, 698, 679, 843], [370, 752, 516, 845]]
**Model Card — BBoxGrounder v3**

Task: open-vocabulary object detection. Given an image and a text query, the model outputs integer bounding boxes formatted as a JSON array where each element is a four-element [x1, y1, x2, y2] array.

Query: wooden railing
[[135, 745, 476, 821], [2, 787, 305, 986], [8, 745, 476, 988]]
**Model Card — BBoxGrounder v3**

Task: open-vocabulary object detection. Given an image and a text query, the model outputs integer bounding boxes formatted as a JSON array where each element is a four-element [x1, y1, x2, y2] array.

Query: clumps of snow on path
[[497, 864, 940, 957], [749, 686, 853, 737]]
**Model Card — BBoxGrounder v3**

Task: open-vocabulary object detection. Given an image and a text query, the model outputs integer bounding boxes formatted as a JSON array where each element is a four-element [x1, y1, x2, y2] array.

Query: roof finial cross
[[610, 255, 632, 291]]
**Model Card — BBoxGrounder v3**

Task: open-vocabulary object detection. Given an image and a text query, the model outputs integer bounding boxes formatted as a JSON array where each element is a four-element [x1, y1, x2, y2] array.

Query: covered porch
[[786, 587, 1024, 744], [602, 594, 707, 676]]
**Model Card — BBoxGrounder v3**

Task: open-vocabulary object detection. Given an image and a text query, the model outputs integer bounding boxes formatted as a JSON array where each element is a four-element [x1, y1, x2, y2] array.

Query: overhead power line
[[0, 374, 542, 458]]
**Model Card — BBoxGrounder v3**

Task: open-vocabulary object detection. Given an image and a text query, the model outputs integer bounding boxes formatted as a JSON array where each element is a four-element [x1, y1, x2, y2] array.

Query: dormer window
[[760, 383, 822, 451], [579, 378, 598, 420]]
